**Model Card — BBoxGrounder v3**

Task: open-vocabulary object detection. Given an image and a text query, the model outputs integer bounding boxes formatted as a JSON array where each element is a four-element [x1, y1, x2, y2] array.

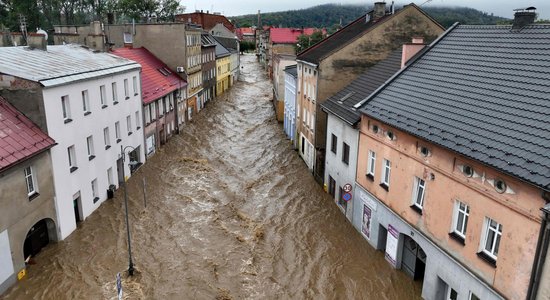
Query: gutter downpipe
[[527, 203, 550, 299]]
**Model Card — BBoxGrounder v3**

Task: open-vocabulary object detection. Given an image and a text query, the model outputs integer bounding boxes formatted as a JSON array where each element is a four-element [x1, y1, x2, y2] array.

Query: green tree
[[295, 30, 324, 53]]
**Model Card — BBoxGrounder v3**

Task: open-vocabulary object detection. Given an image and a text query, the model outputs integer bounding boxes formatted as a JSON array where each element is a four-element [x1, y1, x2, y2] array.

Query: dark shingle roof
[[360, 24, 550, 189], [321, 48, 403, 125], [213, 38, 230, 58], [213, 36, 238, 52], [202, 33, 217, 47], [284, 65, 297, 78]]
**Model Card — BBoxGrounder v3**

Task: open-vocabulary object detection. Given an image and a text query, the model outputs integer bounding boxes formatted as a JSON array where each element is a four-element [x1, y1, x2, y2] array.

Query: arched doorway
[[23, 219, 56, 261], [402, 235, 426, 281]]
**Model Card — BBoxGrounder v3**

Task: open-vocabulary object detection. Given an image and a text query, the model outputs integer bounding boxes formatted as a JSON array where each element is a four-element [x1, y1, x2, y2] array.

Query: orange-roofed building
[[111, 47, 187, 157], [236, 27, 255, 42]]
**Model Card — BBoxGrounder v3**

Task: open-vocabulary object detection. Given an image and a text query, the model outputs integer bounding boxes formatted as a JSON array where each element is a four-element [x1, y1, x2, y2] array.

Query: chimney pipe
[[512, 8, 536, 30], [401, 37, 425, 68], [373, 2, 386, 19]]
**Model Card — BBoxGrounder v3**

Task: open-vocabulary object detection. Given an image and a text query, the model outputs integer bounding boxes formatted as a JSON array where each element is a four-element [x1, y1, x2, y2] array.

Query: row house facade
[[0, 43, 145, 240], [295, 2, 444, 182], [213, 36, 240, 86], [215, 40, 231, 97], [353, 13, 550, 300], [201, 33, 217, 105], [112, 47, 187, 158], [53, 22, 191, 130], [185, 24, 203, 119], [320, 47, 404, 221], [268, 27, 319, 79], [0, 97, 57, 294], [272, 53, 298, 122], [283, 65, 298, 149]]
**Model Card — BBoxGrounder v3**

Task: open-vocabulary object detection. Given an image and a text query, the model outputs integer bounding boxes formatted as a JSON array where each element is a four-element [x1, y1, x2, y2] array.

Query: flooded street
[[2, 55, 421, 299]]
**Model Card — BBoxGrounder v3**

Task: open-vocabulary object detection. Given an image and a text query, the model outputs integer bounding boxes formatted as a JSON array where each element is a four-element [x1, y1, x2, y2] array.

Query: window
[[91, 179, 99, 203], [24, 166, 38, 197], [103, 127, 111, 149], [144, 105, 151, 124], [452, 200, 469, 240], [386, 130, 395, 140], [367, 150, 376, 179], [151, 103, 157, 121], [463, 165, 474, 177], [469, 292, 481, 300], [86, 135, 95, 160], [82, 90, 90, 115], [115, 121, 121, 143], [112, 82, 118, 104], [494, 179, 507, 193], [331, 134, 337, 154], [411, 177, 426, 211], [133, 76, 138, 95], [135, 111, 141, 130], [68, 145, 77, 172], [372, 124, 379, 134], [446, 287, 458, 300], [420, 146, 430, 157], [158, 99, 164, 115], [100, 85, 107, 108], [124, 79, 129, 99], [328, 175, 336, 199], [126, 115, 132, 135], [342, 142, 350, 165], [381, 159, 391, 188], [61, 95, 71, 123], [480, 217, 502, 261]]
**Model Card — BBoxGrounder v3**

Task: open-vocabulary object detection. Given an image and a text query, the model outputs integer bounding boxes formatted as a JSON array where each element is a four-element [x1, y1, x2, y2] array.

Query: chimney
[[512, 7, 536, 30], [27, 32, 47, 51], [91, 21, 102, 35], [401, 37, 424, 68], [373, 2, 386, 19]]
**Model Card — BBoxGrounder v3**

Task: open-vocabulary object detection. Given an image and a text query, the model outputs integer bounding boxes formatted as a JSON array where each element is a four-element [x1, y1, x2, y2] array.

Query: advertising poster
[[361, 204, 372, 239], [385, 224, 399, 267]]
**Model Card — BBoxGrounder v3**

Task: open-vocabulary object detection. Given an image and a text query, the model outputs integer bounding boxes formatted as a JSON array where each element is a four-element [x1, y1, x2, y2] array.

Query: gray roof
[[321, 48, 402, 126], [0, 44, 140, 88], [360, 24, 550, 189], [284, 65, 297, 78], [213, 38, 230, 58], [213, 36, 238, 52], [201, 33, 217, 47]]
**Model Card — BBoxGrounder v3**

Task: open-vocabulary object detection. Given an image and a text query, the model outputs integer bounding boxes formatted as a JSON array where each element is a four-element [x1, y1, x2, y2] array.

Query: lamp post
[[121, 145, 137, 276]]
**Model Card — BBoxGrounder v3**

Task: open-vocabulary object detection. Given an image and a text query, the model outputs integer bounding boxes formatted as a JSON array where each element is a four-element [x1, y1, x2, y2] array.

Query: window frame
[[331, 134, 337, 154], [112, 82, 118, 104], [367, 150, 376, 178], [126, 115, 132, 135], [124, 79, 129, 99], [381, 159, 391, 187], [103, 127, 111, 149], [133, 76, 138, 96], [86, 135, 95, 160], [480, 217, 502, 261], [342, 142, 350, 165], [24, 166, 38, 197], [91, 178, 99, 203], [82, 90, 90, 115], [452, 200, 470, 239], [68, 145, 77, 172], [411, 176, 426, 211], [61, 95, 71, 123], [115, 121, 121, 143], [100, 85, 107, 108]]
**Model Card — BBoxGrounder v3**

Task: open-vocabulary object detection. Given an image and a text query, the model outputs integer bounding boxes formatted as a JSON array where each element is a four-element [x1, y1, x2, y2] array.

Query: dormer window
[[463, 165, 474, 177], [494, 179, 507, 193], [420, 146, 430, 157]]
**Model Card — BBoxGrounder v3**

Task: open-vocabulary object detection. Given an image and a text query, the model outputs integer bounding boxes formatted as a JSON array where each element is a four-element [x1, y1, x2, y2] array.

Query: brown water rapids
[[1, 55, 421, 300]]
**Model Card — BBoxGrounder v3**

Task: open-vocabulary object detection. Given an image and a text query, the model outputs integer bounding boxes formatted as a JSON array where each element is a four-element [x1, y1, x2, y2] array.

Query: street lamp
[[121, 145, 138, 276]]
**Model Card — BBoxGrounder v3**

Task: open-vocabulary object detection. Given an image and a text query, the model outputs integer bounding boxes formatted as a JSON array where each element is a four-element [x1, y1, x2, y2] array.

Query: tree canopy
[[295, 30, 325, 53]]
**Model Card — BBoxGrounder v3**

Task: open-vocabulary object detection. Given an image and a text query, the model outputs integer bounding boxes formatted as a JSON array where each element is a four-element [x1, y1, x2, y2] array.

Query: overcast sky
[[185, 0, 550, 20]]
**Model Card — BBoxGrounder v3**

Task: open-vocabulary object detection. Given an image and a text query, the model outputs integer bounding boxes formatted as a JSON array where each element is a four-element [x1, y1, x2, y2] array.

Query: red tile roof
[[0, 96, 55, 171], [111, 47, 187, 105], [269, 28, 323, 44], [236, 27, 255, 40], [175, 12, 235, 31]]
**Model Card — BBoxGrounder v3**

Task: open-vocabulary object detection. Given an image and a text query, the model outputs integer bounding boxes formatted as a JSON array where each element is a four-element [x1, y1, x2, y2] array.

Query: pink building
[[353, 11, 550, 300]]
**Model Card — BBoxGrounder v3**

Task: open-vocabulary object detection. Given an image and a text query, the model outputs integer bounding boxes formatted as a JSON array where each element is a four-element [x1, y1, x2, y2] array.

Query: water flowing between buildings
[[2, 54, 421, 300]]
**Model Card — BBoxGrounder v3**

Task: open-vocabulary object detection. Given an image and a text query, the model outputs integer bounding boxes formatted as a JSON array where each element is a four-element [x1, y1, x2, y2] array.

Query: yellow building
[[215, 44, 231, 96]]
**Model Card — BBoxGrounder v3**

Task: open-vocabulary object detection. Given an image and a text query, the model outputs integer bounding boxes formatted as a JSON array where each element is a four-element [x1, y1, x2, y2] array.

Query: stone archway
[[402, 235, 427, 281], [23, 218, 57, 261]]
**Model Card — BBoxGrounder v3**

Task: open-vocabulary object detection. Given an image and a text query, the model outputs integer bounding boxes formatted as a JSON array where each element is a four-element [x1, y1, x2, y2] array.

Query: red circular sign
[[343, 183, 352, 193]]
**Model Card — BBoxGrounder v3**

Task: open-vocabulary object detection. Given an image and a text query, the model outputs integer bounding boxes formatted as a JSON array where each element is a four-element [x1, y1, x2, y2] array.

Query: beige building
[[272, 53, 296, 122], [295, 2, 444, 180]]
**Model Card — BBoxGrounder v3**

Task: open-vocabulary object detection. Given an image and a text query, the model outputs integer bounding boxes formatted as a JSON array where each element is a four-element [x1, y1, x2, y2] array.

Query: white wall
[[0, 230, 14, 290], [324, 114, 359, 221], [284, 72, 296, 144], [42, 69, 145, 239]]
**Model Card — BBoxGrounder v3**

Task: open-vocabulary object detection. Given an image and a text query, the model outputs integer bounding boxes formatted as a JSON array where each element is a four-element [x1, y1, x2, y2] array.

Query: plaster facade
[[0, 152, 58, 295], [283, 68, 297, 148], [216, 56, 231, 97], [272, 54, 296, 122], [354, 115, 545, 299]]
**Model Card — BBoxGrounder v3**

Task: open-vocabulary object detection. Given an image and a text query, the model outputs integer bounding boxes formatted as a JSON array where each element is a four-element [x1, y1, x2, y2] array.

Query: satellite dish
[[37, 29, 48, 40]]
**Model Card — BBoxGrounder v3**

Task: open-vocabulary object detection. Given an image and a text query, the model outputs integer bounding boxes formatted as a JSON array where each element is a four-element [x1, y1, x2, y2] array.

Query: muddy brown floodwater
[[2, 55, 421, 300]]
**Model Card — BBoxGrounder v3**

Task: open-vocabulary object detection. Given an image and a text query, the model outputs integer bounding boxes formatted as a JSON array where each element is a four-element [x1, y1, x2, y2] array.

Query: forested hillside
[[231, 4, 509, 30]]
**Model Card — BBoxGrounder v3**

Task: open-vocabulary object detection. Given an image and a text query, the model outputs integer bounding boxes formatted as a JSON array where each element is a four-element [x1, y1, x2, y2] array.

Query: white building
[[0, 42, 145, 240], [320, 49, 403, 221], [283, 65, 297, 148]]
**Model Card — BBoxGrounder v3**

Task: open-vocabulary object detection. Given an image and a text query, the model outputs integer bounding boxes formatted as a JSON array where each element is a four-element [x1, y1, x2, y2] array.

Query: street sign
[[342, 192, 352, 202], [116, 273, 122, 300], [343, 183, 352, 193]]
